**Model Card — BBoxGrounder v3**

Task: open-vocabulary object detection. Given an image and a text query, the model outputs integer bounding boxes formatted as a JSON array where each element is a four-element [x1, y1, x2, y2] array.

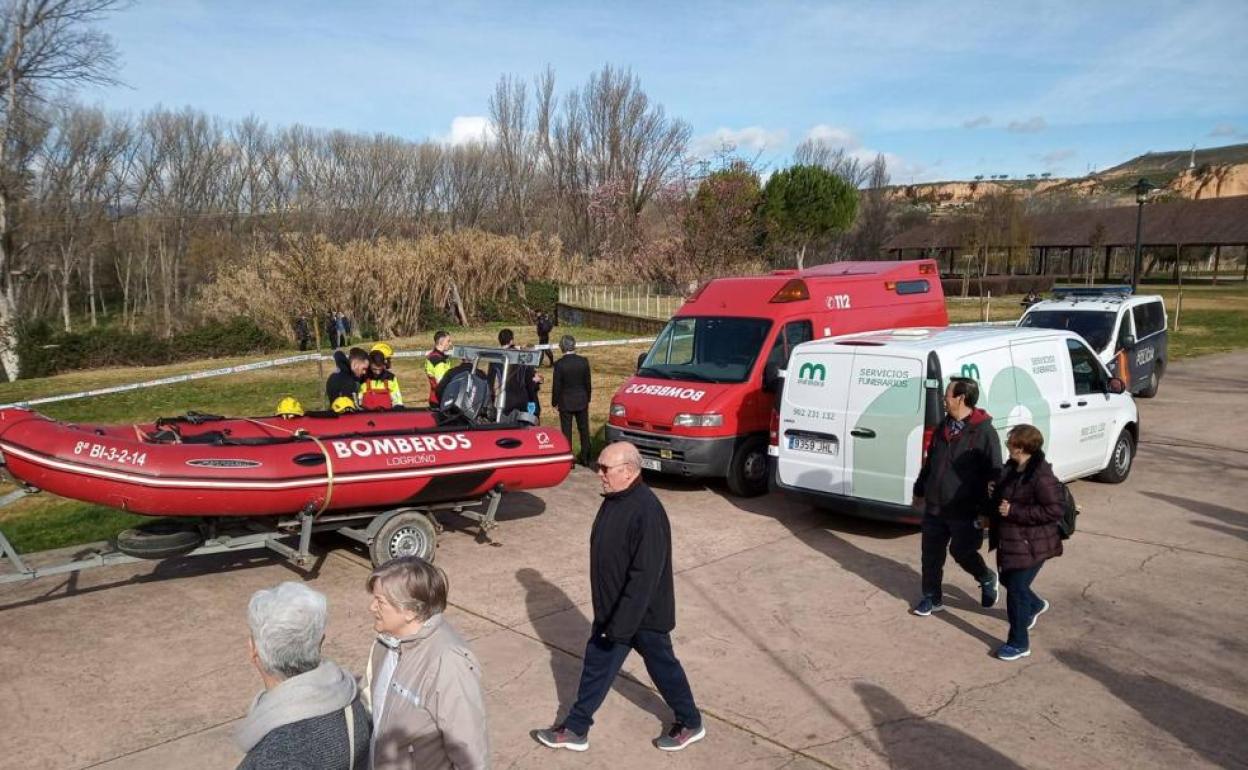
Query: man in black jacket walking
[[553, 335, 593, 466], [535, 442, 704, 754], [911, 377, 1002, 616], [536, 312, 556, 367]]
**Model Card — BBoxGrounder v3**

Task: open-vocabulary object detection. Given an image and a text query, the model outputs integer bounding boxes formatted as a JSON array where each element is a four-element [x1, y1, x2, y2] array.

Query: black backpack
[[1057, 481, 1079, 540]]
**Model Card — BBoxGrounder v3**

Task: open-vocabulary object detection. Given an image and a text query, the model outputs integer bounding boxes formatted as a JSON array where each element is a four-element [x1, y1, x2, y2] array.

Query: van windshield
[[1020, 310, 1116, 352], [639, 317, 773, 384]]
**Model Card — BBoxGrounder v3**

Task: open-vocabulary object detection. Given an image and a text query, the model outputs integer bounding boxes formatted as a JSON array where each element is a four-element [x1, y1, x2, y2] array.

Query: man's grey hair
[[247, 582, 327, 679], [559, 335, 576, 353]]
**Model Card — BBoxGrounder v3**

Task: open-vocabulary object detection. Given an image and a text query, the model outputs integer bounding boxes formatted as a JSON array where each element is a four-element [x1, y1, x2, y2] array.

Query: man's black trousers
[[921, 512, 991, 603], [564, 628, 700, 736], [559, 409, 592, 465]]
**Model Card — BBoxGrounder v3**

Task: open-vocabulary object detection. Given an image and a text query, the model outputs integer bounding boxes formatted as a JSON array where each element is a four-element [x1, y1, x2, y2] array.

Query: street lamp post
[[1130, 178, 1156, 291]]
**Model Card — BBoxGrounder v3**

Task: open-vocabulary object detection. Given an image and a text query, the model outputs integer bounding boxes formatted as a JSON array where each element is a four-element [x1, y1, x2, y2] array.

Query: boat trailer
[[0, 484, 505, 586]]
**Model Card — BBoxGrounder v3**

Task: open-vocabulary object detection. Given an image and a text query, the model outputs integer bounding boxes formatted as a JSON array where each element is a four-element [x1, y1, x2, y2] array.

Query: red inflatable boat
[[0, 406, 574, 518]]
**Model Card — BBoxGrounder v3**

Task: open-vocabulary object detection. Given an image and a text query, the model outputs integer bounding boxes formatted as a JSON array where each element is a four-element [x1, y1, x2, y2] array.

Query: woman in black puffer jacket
[[988, 424, 1064, 661]]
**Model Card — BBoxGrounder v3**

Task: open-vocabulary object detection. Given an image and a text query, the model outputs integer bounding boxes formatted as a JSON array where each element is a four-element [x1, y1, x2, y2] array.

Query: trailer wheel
[[370, 511, 437, 566], [115, 521, 204, 560], [726, 437, 769, 497]]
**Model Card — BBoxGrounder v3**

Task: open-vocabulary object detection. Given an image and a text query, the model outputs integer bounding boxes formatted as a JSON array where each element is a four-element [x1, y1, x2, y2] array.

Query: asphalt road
[[1, 351, 1245, 769]]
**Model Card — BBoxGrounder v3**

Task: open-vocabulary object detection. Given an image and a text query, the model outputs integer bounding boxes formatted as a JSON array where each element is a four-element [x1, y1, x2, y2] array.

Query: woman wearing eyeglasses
[[988, 424, 1065, 661]]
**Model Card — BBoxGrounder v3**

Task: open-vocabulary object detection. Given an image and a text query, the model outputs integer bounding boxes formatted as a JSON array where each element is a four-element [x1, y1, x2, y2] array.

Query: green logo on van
[[797, 362, 826, 384], [959, 363, 981, 381]]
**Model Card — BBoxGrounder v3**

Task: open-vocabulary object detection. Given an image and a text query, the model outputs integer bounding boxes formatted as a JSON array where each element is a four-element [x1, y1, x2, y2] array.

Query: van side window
[[766, 321, 814, 371], [1132, 301, 1165, 339], [1067, 338, 1106, 395], [1115, 313, 1134, 352]]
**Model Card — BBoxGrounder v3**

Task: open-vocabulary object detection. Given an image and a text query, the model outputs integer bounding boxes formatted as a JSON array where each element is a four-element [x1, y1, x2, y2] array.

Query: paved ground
[[2, 351, 1246, 770]]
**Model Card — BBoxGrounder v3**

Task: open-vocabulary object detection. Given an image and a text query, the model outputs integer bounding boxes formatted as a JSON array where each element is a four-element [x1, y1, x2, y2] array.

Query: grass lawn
[[3, 284, 1246, 555]]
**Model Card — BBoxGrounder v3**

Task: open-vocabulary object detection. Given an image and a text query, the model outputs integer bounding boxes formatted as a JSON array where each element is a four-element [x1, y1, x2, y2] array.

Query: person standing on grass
[[988, 424, 1064, 661], [535, 442, 705, 754], [425, 330, 455, 408], [911, 376, 1002, 617], [536, 312, 556, 367], [553, 335, 592, 466], [327, 347, 369, 409]]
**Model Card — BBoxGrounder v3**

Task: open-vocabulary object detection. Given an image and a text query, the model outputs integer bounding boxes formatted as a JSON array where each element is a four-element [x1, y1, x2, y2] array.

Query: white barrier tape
[[1, 337, 658, 409]]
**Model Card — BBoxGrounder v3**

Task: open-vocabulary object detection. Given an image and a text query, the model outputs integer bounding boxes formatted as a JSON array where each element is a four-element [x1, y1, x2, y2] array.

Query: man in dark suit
[[552, 335, 592, 466]]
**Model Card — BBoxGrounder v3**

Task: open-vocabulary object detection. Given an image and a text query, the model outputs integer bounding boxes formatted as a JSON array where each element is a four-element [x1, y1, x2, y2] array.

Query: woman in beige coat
[[363, 557, 489, 770]]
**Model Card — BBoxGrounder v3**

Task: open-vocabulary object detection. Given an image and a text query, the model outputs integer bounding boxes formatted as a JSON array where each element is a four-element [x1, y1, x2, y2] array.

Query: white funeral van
[[770, 326, 1139, 523]]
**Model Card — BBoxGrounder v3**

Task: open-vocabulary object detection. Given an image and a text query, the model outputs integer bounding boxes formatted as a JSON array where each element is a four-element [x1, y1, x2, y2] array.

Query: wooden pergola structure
[[884, 195, 1248, 280]]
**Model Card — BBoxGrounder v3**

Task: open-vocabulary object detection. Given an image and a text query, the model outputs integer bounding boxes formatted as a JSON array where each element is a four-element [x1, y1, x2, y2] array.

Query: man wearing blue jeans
[[535, 442, 704, 753]]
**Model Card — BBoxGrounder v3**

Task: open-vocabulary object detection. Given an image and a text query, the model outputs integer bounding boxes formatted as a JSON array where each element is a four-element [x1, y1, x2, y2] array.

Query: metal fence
[[558, 285, 685, 320]]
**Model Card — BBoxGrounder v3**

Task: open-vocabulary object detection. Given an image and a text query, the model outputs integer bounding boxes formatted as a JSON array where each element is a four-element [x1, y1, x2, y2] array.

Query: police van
[[1018, 286, 1167, 398], [770, 327, 1139, 522]]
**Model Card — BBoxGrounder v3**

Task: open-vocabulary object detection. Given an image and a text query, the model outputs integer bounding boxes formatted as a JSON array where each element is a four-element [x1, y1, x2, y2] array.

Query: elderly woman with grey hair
[[235, 581, 370, 769], [363, 556, 489, 770]]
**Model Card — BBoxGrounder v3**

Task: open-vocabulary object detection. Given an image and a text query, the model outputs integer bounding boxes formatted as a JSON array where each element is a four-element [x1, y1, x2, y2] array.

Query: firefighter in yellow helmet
[[360, 341, 403, 410], [275, 397, 305, 419], [331, 396, 359, 414]]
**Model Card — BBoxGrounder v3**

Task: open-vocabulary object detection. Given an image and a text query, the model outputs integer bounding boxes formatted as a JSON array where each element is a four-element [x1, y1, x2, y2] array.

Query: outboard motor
[[437, 366, 491, 424]]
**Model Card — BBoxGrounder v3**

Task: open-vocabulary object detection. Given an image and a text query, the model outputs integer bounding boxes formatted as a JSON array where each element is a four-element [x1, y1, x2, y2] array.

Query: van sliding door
[[843, 353, 925, 506]]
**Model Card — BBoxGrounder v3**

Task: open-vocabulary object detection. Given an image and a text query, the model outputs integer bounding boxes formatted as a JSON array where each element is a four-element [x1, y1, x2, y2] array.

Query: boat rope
[[298, 432, 335, 516], [240, 418, 335, 515]]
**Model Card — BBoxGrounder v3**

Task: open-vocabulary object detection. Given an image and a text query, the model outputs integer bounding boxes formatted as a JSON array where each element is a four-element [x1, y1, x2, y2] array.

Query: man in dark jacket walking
[[552, 335, 593, 466], [535, 442, 704, 754], [536, 312, 556, 367], [911, 377, 1002, 616]]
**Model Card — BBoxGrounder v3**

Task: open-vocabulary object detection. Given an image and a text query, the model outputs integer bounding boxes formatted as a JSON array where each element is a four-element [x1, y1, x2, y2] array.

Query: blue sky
[[81, 0, 1248, 182]]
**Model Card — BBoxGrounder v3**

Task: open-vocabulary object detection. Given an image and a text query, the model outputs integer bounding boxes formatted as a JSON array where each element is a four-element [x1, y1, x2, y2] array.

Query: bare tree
[[489, 74, 537, 234], [793, 138, 870, 188], [844, 153, 893, 259], [0, 0, 123, 378], [32, 102, 126, 330]]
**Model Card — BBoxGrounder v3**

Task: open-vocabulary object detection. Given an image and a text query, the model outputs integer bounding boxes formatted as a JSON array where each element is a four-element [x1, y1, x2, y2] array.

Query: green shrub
[[524, 280, 559, 316], [15, 318, 284, 379]]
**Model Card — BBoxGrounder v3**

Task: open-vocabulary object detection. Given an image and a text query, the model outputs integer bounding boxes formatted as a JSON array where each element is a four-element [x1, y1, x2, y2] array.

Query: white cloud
[[798, 124, 934, 183], [1007, 116, 1048, 134], [444, 115, 495, 145], [804, 124, 861, 149], [691, 126, 788, 157], [1209, 123, 1239, 138], [962, 116, 992, 129]]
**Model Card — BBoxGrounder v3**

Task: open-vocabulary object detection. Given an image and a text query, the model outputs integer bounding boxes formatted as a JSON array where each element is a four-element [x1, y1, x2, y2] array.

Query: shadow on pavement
[[724, 490, 1003, 649], [852, 682, 1025, 770], [515, 567, 670, 728], [0, 547, 298, 613], [1141, 490, 1248, 543], [1055, 650, 1248, 769]]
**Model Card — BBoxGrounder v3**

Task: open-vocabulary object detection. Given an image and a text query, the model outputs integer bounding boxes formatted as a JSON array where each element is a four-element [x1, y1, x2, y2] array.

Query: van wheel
[[370, 511, 437, 566], [1094, 430, 1135, 484], [1137, 361, 1163, 398], [726, 438, 769, 497]]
